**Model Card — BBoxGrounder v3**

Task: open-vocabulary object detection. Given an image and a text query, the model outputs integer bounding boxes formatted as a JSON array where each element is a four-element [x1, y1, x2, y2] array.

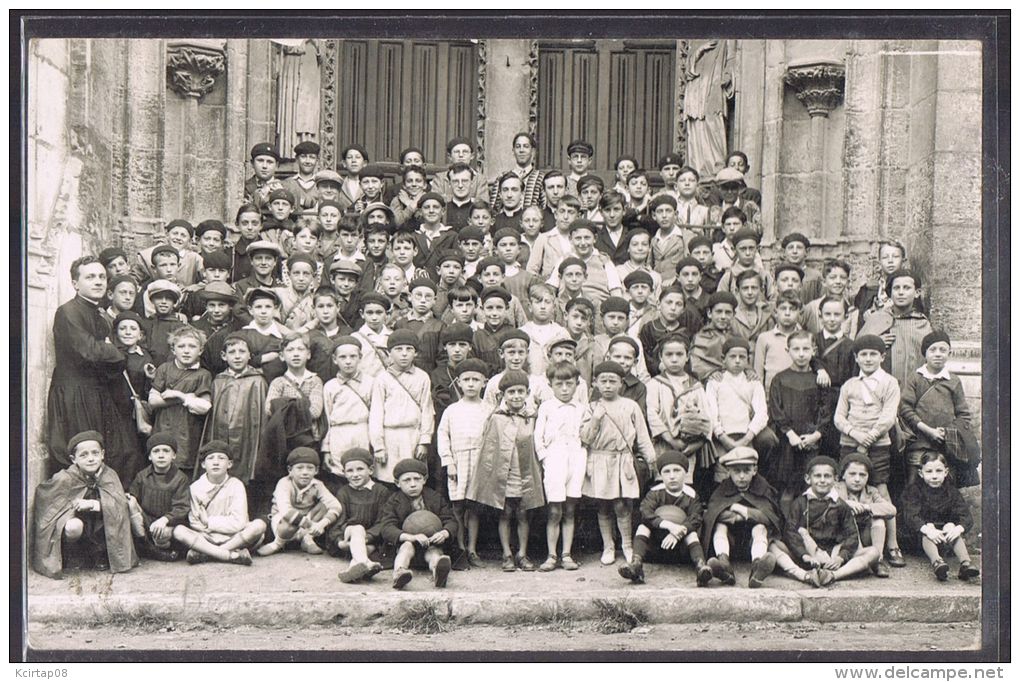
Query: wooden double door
[[537, 39, 677, 175], [335, 39, 479, 164]]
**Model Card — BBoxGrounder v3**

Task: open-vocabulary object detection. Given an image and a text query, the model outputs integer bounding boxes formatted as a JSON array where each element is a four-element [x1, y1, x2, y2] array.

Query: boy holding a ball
[[378, 459, 458, 590], [618, 450, 712, 587]]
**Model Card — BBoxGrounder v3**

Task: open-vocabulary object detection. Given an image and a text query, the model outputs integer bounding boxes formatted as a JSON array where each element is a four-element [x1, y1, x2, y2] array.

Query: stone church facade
[[25, 38, 983, 495]]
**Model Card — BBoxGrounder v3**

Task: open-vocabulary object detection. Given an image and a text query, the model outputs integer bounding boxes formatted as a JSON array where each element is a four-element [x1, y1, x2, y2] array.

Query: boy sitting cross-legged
[[618, 450, 713, 587], [378, 459, 458, 590], [257, 447, 342, 557], [172, 440, 267, 566], [782, 455, 882, 586], [328, 448, 391, 583]]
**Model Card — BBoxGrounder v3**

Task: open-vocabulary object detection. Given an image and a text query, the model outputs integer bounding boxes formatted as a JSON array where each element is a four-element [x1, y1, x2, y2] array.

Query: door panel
[[538, 40, 676, 175], [337, 40, 478, 165]]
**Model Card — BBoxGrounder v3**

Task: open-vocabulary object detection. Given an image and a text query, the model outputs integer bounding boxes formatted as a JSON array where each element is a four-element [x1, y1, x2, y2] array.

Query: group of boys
[[35, 133, 979, 592]]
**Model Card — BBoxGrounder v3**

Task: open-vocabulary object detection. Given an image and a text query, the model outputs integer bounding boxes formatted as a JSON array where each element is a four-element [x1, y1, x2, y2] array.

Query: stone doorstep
[[28, 588, 979, 629]]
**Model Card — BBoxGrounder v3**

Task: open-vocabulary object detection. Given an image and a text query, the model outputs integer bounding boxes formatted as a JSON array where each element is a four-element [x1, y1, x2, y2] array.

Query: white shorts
[[542, 445, 587, 503]]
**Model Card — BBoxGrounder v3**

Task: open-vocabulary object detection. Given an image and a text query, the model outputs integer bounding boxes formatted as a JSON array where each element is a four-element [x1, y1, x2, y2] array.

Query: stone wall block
[[908, 51, 938, 105], [932, 152, 981, 224], [842, 167, 880, 236], [907, 92, 936, 165], [933, 90, 982, 154], [878, 109, 910, 168], [886, 53, 912, 109], [936, 50, 982, 93], [775, 174, 822, 235]]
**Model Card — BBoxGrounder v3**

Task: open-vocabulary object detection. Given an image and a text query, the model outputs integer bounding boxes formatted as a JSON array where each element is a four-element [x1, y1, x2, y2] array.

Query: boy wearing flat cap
[[263, 188, 298, 255], [126, 432, 192, 562], [233, 240, 284, 302], [378, 459, 458, 589], [257, 446, 342, 556], [143, 279, 187, 366], [32, 431, 139, 579], [369, 330, 435, 484], [181, 249, 235, 320], [565, 139, 595, 196], [244, 142, 284, 213], [173, 440, 267, 566], [702, 446, 788, 588]]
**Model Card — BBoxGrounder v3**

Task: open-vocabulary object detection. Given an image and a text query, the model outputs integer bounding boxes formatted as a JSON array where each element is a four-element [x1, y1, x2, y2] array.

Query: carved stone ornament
[[783, 59, 846, 118], [527, 40, 539, 138], [318, 39, 339, 169], [166, 40, 227, 100]]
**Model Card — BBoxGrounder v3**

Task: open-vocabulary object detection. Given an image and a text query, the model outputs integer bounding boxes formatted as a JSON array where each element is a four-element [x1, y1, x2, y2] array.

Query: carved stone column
[[784, 59, 846, 240], [166, 40, 226, 218]]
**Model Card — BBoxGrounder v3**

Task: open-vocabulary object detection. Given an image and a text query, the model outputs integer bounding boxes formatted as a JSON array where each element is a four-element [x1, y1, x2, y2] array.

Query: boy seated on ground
[[834, 453, 898, 578], [783, 456, 882, 586], [257, 447, 342, 556], [32, 431, 139, 579], [378, 459, 458, 590], [172, 440, 267, 566], [126, 432, 191, 562], [327, 448, 392, 583], [700, 446, 785, 588], [618, 450, 712, 587]]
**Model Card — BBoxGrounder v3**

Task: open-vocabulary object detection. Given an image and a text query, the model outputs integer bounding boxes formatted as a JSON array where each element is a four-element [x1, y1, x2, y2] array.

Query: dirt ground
[[27, 620, 981, 655]]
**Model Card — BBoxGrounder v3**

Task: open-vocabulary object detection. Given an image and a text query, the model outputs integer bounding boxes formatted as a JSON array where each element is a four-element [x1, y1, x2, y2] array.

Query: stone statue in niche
[[683, 39, 736, 181], [273, 39, 321, 159]]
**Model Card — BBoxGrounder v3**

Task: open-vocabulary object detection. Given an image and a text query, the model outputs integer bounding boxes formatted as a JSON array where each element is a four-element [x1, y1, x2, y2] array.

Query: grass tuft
[[590, 598, 648, 634], [391, 600, 452, 635]]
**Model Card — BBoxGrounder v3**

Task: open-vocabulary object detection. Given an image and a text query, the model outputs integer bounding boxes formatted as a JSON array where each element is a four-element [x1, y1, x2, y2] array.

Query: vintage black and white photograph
[[17, 15, 1007, 663]]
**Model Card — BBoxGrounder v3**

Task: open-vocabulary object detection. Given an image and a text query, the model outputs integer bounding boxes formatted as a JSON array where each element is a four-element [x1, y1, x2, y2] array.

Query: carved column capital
[[784, 59, 846, 118], [166, 40, 226, 100]]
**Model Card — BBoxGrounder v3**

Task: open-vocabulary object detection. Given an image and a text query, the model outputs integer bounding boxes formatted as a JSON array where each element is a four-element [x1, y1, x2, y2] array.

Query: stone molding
[[166, 40, 226, 100], [527, 40, 539, 139], [783, 59, 846, 118], [674, 39, 689, 157], [475, 39, 487, 167], [318, 39, 339, 169]]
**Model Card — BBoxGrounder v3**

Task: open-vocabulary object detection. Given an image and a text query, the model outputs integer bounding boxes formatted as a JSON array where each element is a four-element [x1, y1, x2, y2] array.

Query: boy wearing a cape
[[32, 430, 138, 579], [701, 446, 791, 589]]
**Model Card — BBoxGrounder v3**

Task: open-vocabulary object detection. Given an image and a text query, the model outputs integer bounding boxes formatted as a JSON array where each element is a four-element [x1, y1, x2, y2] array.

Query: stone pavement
[[28, 549, 981, 628]]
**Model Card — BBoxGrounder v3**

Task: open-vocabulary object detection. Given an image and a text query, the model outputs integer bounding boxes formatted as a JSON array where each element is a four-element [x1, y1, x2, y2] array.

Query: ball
[[654, 505, 688, 527], [402, 510, 443, 536]]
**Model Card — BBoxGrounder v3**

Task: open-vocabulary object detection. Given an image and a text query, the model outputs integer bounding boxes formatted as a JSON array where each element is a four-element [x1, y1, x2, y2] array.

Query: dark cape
[[32, 464, 139, 579], [702, 475, 784, 540], [201, 366, 268, 483], [45, 296, 132, 476]]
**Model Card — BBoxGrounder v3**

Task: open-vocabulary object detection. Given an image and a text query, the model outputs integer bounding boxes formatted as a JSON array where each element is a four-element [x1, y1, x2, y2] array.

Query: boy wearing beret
[[430, 138, 489, 204], [690, 291, 739, 381], [899, 331, 978, 488], [717, 228, 775, 300], [257, 447, 342, 556], [328, 447, 390, 582], [780, 233, 823, 303], [430, 323, 475, 420], [624, 269, 659, 335], [172, 440, 267, 565], [281, 141, 322, 215], [705, 336, 779, 482], [133, 220, 203, 287], [32, 431, 139, 579], [378, 459, 458, 589], [834, 334, 902, 505], [618, 450, 712, 586], [473, 286, 517, 372], [263, 188, 298, 255], [126, 432, 192, 562], [244, 142, 284, 213], [393, 277, 445, 372], [353, 292, 393, 378], [369, 330, 435, 484]]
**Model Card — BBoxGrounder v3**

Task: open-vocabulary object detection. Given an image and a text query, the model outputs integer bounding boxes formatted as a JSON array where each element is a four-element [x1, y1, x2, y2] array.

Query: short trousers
[[841, 444, 891, 485]]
